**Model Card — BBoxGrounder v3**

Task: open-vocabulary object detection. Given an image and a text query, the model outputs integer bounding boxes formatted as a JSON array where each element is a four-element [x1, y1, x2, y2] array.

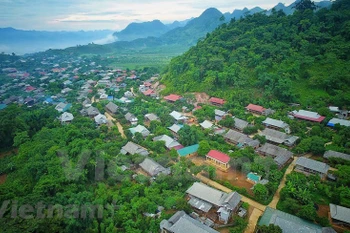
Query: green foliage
[[256, 224, 282, 233], [198, 140, 211, 156], [163, 2, 350, 106]]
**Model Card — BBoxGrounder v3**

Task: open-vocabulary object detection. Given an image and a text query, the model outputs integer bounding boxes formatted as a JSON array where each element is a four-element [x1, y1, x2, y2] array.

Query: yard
[[190, 156, 254, 195]]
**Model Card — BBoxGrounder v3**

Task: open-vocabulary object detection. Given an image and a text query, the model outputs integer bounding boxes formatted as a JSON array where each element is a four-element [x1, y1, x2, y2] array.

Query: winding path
[[104, 111, 126, 138]]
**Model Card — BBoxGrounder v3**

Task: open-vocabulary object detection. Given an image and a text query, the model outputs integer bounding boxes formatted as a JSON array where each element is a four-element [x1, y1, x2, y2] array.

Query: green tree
[[198, 140, 210, 156], [253, 184, 269, 202], [256, 224, 282, 233]]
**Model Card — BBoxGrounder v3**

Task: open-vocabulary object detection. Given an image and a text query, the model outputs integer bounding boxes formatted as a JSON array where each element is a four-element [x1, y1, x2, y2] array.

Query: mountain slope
[[162, 0, 350, 108], [160, 8, 225, 46]]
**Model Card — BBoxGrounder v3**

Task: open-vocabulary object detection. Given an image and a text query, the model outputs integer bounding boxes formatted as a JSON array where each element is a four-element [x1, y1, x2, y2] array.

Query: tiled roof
[[209, 97, 225, 105], [207, 150, 230, 163], [164, 94, 182, 102], [246, 104, 265, 113], [291, 110, 325, 122]]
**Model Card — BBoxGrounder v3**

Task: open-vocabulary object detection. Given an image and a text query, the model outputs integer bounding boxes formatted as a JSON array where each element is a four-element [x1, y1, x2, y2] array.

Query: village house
[[177, 144, 199, 157], [144, 113, 160, 122], [139, 158, 171, 177], [153, 135, 183, 150], [186, 182, 241, 224], [262, 117, 290, 134], [224, 129, 260, 148], [290, 110, 325, 123], [209, 97, 226, 106], [170, 110, 188, 123], [329, 204, 350, 228], [295, 157, 330, 178], [94, 114, 107, 125], [160, 211, 219, 233], [80, 106, 100, 117], [168, 124, 183, 137], [232, 117, 249, 132], [55, 102, 71, 112], [245, 104, 265, 115], [58, 112, 74, 124], [259, 128, 299, 147], [324, 150, 350, 162], [143, 89, 156, 97], [327, 118, 350, 128], [206, 150, 230, 171], [258, 207, 334, 233], [105, 102, 119, 115], [164, 94, 182, 103], [214, 109, 227, 121], [125, 112, 138, 125], [200, 120, 215, 130], [120, 141, 149, 156], [256, 143, 293, 168], [129, 124, 150, 137]]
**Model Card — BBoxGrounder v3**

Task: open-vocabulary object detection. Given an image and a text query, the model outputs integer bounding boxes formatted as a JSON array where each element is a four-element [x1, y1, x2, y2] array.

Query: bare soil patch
[[194, 92, 210, 105], [190, 156, 254, 195], [317, 204, 329, 218], [0, 174, 7, 185]]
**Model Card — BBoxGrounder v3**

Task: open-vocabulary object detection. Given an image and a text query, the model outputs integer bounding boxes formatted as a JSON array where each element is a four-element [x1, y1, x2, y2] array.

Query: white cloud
[[0, 0, 297, 31]]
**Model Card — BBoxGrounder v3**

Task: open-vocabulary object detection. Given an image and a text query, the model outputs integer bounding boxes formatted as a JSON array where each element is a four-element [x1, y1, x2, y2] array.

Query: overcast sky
[[0, 0, 296, 31]]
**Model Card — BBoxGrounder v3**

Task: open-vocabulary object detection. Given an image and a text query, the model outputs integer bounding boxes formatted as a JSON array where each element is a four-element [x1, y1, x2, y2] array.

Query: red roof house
[[206, 150, 230, 170], [246, 104, 266, 114], [164, 94, 182, 102], [209, 97, 226, 106], [25, 86, 36, 92], [143, 89, 156, 96]]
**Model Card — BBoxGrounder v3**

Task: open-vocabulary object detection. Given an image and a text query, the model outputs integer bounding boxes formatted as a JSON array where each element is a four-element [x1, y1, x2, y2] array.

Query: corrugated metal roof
[[295, 157, 330, 174], [330, 204, 350, 224], [324, 150, 350, 161]]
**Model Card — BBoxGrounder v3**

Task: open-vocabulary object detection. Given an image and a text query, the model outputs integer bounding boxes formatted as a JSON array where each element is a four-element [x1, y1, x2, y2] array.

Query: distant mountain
[[160, 8, 224, 46], [113, 18, 192, 42], [113, 20, 170, 41], [0, 28, 114, 54], [267, 1, 333, 15], [30, 0, 333, 56]]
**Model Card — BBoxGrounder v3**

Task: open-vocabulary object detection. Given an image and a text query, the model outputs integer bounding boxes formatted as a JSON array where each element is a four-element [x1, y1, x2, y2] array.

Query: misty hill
[[113, 19, 191, 42], [266, 0, 332, 15], [0, 28, 114, 55], [113, 20, 170, 41], [162, 0, 349, 108], [31, 0, 333, 57]]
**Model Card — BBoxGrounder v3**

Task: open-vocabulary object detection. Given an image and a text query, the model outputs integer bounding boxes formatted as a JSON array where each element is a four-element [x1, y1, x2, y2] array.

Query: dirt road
[[245, 208, 263, 233], [195, 173, 266, 233], [268, 157, 297, 209], [104, 112, 126, 138]]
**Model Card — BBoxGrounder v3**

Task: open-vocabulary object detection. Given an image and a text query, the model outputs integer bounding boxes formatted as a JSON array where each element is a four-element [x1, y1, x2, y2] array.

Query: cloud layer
[[0, 0, 296, 31]]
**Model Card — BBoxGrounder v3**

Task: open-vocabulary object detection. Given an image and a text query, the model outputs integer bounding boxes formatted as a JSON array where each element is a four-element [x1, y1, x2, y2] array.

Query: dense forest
[[163, 0, 350, 108]]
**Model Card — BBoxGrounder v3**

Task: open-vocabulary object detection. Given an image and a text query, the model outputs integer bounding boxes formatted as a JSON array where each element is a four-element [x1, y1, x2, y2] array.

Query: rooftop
[[246, 104, 265, 113], [207, 150, 230, 163], [330, 204, 350, 224], [291, 110, 325, 122], [164, 94, 182, 102], [177, 144, 199, 157], [258, 207, 323, 233], [324, 150, 350, 161], [327, 118, 350, 127], [295, 157, 330, 174]]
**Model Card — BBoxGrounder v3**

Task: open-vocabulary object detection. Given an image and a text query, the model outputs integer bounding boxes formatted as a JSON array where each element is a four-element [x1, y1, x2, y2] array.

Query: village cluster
[[1, 54, 349, 233]]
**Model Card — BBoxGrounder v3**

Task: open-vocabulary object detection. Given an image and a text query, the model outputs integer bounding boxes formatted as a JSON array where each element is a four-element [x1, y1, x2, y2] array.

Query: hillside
[[162, 0, 350, 108]]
